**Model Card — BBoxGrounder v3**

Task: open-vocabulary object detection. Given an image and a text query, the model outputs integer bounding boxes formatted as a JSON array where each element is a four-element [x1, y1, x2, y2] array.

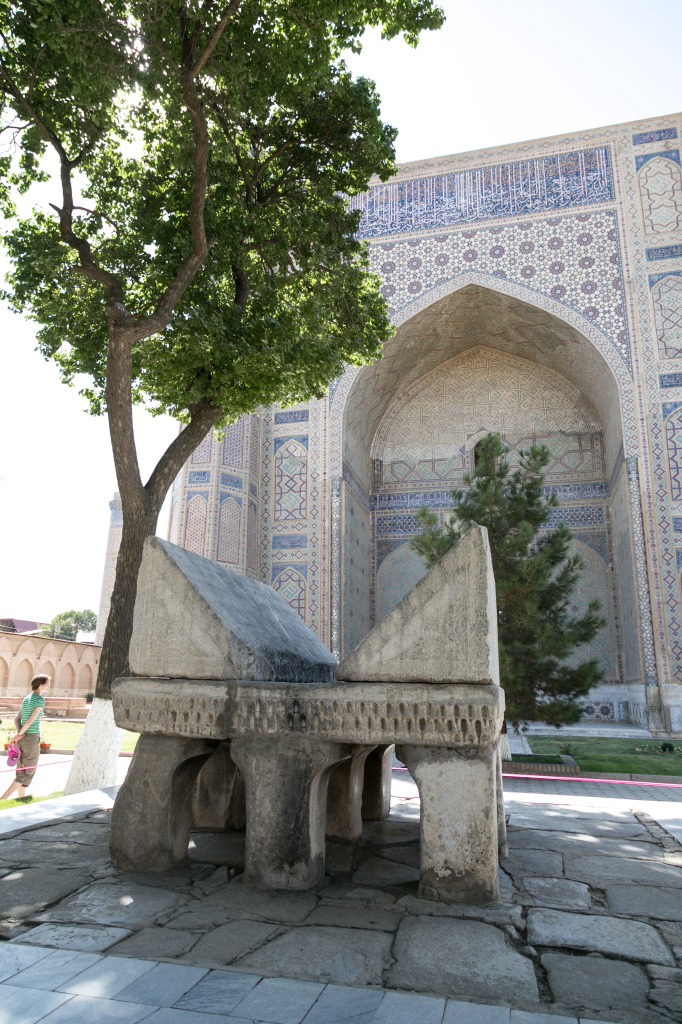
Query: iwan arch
[[165, 112, 682, 735]]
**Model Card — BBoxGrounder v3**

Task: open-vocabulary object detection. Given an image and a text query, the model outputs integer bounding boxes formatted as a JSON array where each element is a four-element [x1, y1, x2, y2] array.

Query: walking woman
[[1, 673, 51, 800]]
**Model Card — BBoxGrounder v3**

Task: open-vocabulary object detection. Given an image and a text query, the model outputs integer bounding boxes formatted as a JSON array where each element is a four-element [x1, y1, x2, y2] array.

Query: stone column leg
[[192, 740, 246, 831], [361, 744, 395, 821], [326, 746, 375, 840], [496, 743, 508, 858], [399, 744, 500, 904], [111, 734, 217, 871], [231, 736, 352, 890]]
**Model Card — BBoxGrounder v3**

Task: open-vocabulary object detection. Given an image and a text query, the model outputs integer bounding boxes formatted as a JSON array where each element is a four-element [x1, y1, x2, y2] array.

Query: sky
[[1, 0, 681, 624]]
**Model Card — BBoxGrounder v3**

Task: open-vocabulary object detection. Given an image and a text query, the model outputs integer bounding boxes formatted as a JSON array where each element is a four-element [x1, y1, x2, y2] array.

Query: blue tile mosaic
[[274, 435, 308, 452], [272, 534, 308, 549], [660, 374, 682, 390], [647, 244, 682, 262], [635, 150, 681, 172], [673, 517, 682, 534], [274, 410, 310, 424], [272, 563, 308, 580], [219, 491, 242, 507], [650, 270, 682, 287], [633, 128, 678, 145], [188, 471, 210, 485], [545, 506, 605, 528], [349, 147, 614, 238], [221, 472, 242, 489]]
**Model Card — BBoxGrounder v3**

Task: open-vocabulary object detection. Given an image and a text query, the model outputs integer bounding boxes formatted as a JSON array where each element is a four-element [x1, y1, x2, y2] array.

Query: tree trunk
[[64, 502, 160, 794]]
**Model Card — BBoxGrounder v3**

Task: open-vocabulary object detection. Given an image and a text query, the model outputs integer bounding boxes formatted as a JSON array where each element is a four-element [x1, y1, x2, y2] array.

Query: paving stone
[[0, 942, 52, 983], [317, 882, 398, 906], [108, 926, 204, 959], [0, 837, 110, 867], [0, 982, 73, 1023], [351, 855, 420, 886], [9, 949, 103, 990], [501, 850, 564, 879], [324, 839, 357, 874], [443, 1000, 510, 1023], [143, 1009, 248, 1024], [37, 881, 189, 928], [231, 977, 324, 1024], [26, 992, 156, 1022], [507, 810, 650, 840], [56, 954, 156, 996], [304, 904, 403, 931], [178, 920, 280, 964], [173, 969, 260, 1014], [526, 909, 675, 965], [397, 893, 525, 930], [605, 883, 682, 921], [192, 875, 319, 924], [507, 830, 660, 860], [564, 855, 682, 888], [238, 925, 393, 986], [521, 878, 591, 911], [360, 820, 421, 846], [541, 952, 649, 1010], [27, 822, 110, 845], [372, 989, 446, 1024], [115, 961, 208, 1006], [374, 844, 421, 869], [187, 831, 245, 867], [648, 965, 682, 1016], [0, 866, 93, 917], [509, 1013, 577, 1024], [300, 983, 384, 1024], [387, 916, 538, 1002], [11, 923, 132, 952]]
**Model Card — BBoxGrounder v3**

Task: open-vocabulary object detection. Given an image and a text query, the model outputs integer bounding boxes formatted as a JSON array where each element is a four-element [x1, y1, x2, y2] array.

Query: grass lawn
[[0, 792, 63, 811], [528, 735, 682, 776], [1, 719, 138, 755]]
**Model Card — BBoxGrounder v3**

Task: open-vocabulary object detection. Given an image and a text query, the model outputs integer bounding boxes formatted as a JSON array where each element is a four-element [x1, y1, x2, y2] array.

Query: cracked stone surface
[[0, 800, 681, 1024]]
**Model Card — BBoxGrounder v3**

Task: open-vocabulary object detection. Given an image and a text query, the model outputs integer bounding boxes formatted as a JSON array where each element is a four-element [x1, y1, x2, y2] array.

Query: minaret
[[95, 492, 123, 646]]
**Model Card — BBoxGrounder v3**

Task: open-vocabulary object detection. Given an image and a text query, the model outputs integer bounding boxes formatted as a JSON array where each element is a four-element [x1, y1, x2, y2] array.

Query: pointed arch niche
[[339, 283, 643, 713]]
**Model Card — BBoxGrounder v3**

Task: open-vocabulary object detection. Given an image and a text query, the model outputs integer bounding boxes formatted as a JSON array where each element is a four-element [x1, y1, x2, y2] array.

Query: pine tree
[[411, 433, 606, 727]]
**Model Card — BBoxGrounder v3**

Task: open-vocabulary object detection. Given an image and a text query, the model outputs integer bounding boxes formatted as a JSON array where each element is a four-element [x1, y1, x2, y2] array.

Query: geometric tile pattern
[[653, 275, 682, 359], [638, 156, 682, 235]]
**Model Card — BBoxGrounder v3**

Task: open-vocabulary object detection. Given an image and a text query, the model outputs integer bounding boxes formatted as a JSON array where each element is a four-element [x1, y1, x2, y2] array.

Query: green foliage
[[40, 609, 97, 640], [411, 433, 606, 727]]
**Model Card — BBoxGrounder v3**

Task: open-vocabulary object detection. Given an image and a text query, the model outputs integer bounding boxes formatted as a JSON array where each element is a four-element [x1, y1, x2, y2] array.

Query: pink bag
[[7, 741, 20, 768]]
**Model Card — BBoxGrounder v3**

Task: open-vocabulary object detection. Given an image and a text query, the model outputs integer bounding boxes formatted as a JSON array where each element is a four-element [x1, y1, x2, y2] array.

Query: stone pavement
[[1, 767, 682, 1024]]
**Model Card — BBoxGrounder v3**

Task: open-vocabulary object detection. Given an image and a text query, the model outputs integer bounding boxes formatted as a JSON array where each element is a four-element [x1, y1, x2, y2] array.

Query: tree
[[0, 0, 445, 790], [40, 609, 97, 640], [411, 433, 606, 727]]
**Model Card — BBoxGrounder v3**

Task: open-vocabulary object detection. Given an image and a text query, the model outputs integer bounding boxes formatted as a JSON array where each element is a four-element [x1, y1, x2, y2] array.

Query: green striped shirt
[[20, 692, 46, 735]]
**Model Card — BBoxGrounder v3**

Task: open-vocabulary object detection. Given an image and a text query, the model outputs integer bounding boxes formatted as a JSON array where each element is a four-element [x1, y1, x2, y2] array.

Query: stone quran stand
[[110, 530, 506, 903]]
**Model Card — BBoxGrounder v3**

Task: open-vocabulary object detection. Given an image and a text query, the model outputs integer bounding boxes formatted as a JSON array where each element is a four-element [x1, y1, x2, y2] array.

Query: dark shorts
[[16, 733, 40, 787]]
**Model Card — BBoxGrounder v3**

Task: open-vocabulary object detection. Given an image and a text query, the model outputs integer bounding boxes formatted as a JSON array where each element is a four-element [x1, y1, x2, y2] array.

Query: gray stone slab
[[0, 983, 73, 1024], [238, 925, 393, 986], [0, 837, 111, 867], [373, 989, 446, 1024], [144, 1010, 249, 1024], [115, 962, 208, 1006], [56, 954, 156, 997], [338, 525, 499, 685], [108, 926, 204, 959], [351, 855, 420, 886], [0, 866, 94, 916], [648, 965, 682, 1016], [606, 883, 682, 920], [443, 1002, 510, 1023], [38, 881, 189, 928], [541, 952, 649, 1010], [9, 949, 102, 990], [27, 993, 156, 1023], [506, 829, 659, 860], [397, 894, 525, 930], [375, 844, 421, 869], [191, 877, 319, 924], [179, 920, 280, 965], [305, 905, 403, 931], [27, 822, 111, 845], [232, 977, 324, 1024], [128, 537, 337, 683], [564, 854, 682, 887], [521, 878, 591, 911], [12, 923, 132, 952], [317, 882, 398, 906], [526, 909, 675, 965], [187, 831, 245, 866], [507, 810, 650, 839], [388, 917, 538, 1002], [509, 1014, 577, 1024], [361, 820, 421, 846], [173, 968, 259, 1014], [0, 943, 52, 983], [300, 983, 385, 1024], [501, 850, 564, 879]]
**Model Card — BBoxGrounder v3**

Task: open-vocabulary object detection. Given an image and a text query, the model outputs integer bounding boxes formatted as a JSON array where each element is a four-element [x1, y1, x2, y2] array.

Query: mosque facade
[[166, 112, 682, 735]]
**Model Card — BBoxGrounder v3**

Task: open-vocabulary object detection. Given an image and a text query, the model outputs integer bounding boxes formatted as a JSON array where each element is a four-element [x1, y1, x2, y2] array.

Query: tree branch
[[145, 400, 221, 508], [192, 0, 243, 78]]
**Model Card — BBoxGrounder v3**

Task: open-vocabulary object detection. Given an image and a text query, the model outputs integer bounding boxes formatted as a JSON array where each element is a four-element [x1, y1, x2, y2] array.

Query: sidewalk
[[1, 769, 682, 1023]]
